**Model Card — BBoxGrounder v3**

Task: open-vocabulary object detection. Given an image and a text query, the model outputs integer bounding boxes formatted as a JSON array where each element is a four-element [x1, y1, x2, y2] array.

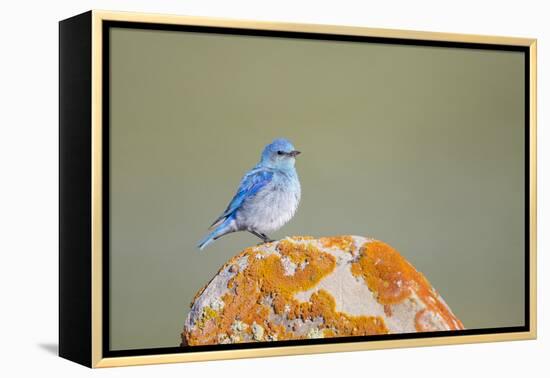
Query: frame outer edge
[[529, 40, 537, 339], [89, 9, 538, 367], [91, 10, 103, 368], [92, 9, 535, 46], [95, 332, 534, 368]]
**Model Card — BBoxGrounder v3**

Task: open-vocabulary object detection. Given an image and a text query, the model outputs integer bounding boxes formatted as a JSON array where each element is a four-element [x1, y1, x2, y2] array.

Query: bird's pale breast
[[236, 172, 301, 234]]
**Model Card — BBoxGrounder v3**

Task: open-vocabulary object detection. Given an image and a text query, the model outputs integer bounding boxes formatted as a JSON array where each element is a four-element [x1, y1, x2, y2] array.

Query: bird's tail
[[197, 218, 234, 251]]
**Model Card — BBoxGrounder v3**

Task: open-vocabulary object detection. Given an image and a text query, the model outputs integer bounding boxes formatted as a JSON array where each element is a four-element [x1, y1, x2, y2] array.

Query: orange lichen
[[290, 236, 315, 241], [184, 240, 337, 345], [414, 309, 437, 332], [299, 290, 388, 336], [319, 235, 355, 253], [184, 238, 392, 345], [351, 241, 463, 331], [383, 304, 393, 317], [184, 236, 464, 346]]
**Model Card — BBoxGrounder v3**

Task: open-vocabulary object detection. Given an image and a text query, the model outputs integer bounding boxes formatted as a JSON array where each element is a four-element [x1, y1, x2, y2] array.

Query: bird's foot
[[249, 230, 276, 245], [261, 234, 275, 244], [256, 239, 275, 246]]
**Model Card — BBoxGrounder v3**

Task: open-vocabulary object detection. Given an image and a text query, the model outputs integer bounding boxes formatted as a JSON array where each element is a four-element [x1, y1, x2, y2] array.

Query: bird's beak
[[289, 150, 301, 157]]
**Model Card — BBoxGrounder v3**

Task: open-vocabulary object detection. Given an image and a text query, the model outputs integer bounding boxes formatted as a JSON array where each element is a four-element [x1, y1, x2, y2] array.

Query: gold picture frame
[[59, 9, 537, 368]]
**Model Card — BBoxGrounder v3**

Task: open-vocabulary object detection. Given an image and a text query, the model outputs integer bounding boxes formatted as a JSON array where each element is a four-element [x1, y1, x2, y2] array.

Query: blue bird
[[198, 138, 301, 250]]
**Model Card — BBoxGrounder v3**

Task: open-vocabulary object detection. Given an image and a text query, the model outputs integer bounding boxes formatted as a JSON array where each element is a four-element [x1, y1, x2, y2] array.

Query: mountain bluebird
[[198, 138, 301, 250]]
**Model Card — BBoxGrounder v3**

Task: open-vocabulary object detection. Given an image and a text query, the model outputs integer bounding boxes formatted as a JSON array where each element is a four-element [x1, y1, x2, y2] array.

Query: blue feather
[[208, 168, 273, 229], [198, 216, 235, 251]]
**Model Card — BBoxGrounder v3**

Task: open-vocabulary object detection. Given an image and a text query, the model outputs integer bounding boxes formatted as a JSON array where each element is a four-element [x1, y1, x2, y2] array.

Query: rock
[[182, 236, 464, 346]]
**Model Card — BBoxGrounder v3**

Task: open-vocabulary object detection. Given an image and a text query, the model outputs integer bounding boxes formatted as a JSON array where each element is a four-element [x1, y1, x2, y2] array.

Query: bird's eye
[[277, 151, 284, 155]]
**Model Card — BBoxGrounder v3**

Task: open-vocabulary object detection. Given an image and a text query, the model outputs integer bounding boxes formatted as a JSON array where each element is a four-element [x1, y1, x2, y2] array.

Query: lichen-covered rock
[[182, 236, 463, 346]]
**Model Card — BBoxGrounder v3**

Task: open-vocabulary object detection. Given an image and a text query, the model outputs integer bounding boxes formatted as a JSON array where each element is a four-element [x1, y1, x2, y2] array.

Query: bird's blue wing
[[209, 168, 273, 229]]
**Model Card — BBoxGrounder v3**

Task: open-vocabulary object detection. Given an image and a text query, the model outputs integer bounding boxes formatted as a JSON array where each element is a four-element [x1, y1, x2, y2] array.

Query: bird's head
[[260, 138, 301, 169]]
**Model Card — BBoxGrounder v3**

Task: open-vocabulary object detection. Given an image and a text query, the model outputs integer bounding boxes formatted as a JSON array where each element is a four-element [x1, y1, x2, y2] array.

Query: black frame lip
[[101, 20, 531, 359]]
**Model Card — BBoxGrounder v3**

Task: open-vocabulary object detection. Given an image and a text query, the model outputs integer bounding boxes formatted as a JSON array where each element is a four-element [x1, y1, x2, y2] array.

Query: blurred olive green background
[[109, 27, 525, 350]]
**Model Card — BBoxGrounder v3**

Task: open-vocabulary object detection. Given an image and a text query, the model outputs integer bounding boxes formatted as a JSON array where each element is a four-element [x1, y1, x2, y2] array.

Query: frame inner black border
[[102, 20, 531, 358]]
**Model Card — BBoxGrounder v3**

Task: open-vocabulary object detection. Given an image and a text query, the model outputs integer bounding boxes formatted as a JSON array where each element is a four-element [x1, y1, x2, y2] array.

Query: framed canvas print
[[59, 10, 537, 368]]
